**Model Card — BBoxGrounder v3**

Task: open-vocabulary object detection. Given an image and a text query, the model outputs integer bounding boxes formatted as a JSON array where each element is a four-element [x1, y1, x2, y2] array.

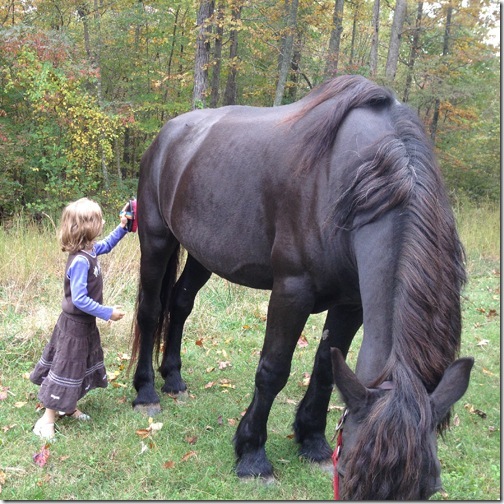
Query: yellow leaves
[[204, 378, 236, 390], [135, 417, 164, 439], [464, 403, 487, 419]]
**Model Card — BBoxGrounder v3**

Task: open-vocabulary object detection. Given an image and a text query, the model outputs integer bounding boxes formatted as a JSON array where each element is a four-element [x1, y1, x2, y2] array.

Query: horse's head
[[331, 348, 473, 500]]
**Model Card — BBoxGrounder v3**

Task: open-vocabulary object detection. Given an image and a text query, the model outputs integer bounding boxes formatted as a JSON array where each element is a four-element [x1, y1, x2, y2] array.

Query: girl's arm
[[67, 256, 114, 320], [94, 225, 128, 256]]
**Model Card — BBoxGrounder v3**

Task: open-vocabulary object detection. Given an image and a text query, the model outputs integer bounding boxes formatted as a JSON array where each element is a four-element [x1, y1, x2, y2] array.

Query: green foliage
[[0, 1, 499, 217]]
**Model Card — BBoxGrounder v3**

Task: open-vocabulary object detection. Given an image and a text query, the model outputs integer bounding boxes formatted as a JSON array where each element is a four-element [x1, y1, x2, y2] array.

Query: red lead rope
[[332, 429, 343, 500], [332, 409, 347, 500]]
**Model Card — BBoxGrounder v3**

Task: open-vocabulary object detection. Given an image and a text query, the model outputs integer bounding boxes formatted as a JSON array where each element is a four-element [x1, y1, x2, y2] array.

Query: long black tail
[[129, 244, 182, 370]]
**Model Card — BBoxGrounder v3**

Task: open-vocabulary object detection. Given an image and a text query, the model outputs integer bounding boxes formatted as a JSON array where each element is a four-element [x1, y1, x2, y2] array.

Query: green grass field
[[0, 202, 499, 500]]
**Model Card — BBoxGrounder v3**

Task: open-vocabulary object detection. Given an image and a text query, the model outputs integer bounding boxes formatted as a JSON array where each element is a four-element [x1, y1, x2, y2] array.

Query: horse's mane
[[292, 76, 466, 392], [285, 75, 395, 173], [295, 76, 466, 499], [335, 103, 466, 393]]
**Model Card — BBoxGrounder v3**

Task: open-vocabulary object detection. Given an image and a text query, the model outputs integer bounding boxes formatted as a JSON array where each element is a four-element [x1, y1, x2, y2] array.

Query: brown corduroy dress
[[30, 251, 108, 412]]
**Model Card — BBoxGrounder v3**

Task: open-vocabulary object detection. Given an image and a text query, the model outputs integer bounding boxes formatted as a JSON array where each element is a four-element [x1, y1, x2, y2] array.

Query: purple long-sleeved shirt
[[66, 225, 128, 320]]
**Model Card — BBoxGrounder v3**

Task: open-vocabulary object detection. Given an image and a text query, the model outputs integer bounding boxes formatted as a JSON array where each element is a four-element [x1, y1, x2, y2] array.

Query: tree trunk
[[324, 0, 345, 78], [430, 4, 453, 143], [385, 0, 407, 81], [193, 0, 214, 109], [210, 1, 224, 108], [287, 31, 303, 103], [273, 0, 299, 106], [403, 2, 423, 102], [223, 1, 243, 106], [369, 0, 380, 77], [349, 1, 361, 67]]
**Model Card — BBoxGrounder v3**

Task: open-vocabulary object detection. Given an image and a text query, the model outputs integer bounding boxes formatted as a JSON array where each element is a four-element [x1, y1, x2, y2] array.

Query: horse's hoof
[[236, 448, 274, 479], [133, 403, 162, 416], [311, 458, 333, 475], [164, 390, 189, 402], [161, 379, 187, 395], [299, 435, 333, 462], [240, 474, 276, 485]]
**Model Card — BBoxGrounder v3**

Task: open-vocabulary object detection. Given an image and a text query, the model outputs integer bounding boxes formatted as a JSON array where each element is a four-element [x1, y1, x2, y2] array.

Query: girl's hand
[[110, 306, 126, 321], [119, 203, 129, 228]]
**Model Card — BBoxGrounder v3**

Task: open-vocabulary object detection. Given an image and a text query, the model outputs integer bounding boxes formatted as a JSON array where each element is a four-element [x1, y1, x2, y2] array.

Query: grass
[[0, 201, 500, 500]]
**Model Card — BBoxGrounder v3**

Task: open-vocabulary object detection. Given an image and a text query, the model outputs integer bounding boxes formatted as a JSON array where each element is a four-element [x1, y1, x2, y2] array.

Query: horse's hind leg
[[133, 232, 180, 415], [159, 254, 211, 394], [293, 304, 362, 462]]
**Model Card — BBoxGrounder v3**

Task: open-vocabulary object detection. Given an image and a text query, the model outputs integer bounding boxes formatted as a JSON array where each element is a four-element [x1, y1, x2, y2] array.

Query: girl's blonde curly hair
[[59, 198, 104, 253]]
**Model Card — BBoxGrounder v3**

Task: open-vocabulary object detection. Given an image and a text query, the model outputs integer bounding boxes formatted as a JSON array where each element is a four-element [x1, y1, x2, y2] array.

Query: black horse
[[130, 75, 473, 500]]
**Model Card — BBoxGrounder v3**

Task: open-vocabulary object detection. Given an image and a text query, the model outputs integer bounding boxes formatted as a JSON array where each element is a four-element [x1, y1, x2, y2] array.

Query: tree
[[430, 3, 453, 143], [223, 0, 243, 106], [273, 0, 299, 106], [193, 0, 214, 108], [385, 0, 407, 81], [324, 0, 345, 78], [403, 1, 423, 102], [369, 0, 380, 77]]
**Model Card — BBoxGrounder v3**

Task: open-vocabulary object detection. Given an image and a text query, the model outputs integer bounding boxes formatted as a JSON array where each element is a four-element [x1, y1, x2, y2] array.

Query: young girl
[[30, 197, 131, 439]]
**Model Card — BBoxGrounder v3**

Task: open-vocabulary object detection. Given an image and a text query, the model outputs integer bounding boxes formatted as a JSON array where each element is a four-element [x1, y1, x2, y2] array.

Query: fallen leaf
[[14, 401, 27, 408], [477, 339, 490, 347], [227, 418, 237, 426], [482, 368, 495, 376], [204, 381, 215, 389], [135, 428, 151, 439], [136, 420, 163, 438], [185, 435, 198, 445], [219, 382, 235, 389], [195, 338, 204, 347], [107, 370, 121, 381], [2, 424, 16, 433], [0, 388, 8, 401], [218, 361, 231, 370], [301, 372, 311, 387], [181, 450, 197, 462], [487, 309, 497, 318], [33, 445, 50, 467], [206, 366, 215, 373], [217, 415, 223, 425], [139, 441, 149, 454], [163, 461, 175, 469], [464, 403, 487, 419], [297, 335, 309, 348], [453, 413, 460, 427]]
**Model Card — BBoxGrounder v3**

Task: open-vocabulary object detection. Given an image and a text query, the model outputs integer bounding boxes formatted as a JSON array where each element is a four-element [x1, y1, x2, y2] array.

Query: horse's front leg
[[294, 304, 362, 462], [234, 277, 313, 478]]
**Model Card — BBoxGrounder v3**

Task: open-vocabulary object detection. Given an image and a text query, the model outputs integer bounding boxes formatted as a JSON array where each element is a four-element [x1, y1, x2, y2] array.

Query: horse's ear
[[330, 347, 368, 407], [430, 357, 474, 423]]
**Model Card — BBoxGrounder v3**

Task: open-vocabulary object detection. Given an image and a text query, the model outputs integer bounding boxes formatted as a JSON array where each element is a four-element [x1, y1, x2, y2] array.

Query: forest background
[[0, 0, 500, 218]]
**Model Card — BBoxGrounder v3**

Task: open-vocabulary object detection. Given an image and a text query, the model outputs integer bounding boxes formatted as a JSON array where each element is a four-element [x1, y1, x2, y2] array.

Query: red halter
[[332, 409, 348, 500]]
